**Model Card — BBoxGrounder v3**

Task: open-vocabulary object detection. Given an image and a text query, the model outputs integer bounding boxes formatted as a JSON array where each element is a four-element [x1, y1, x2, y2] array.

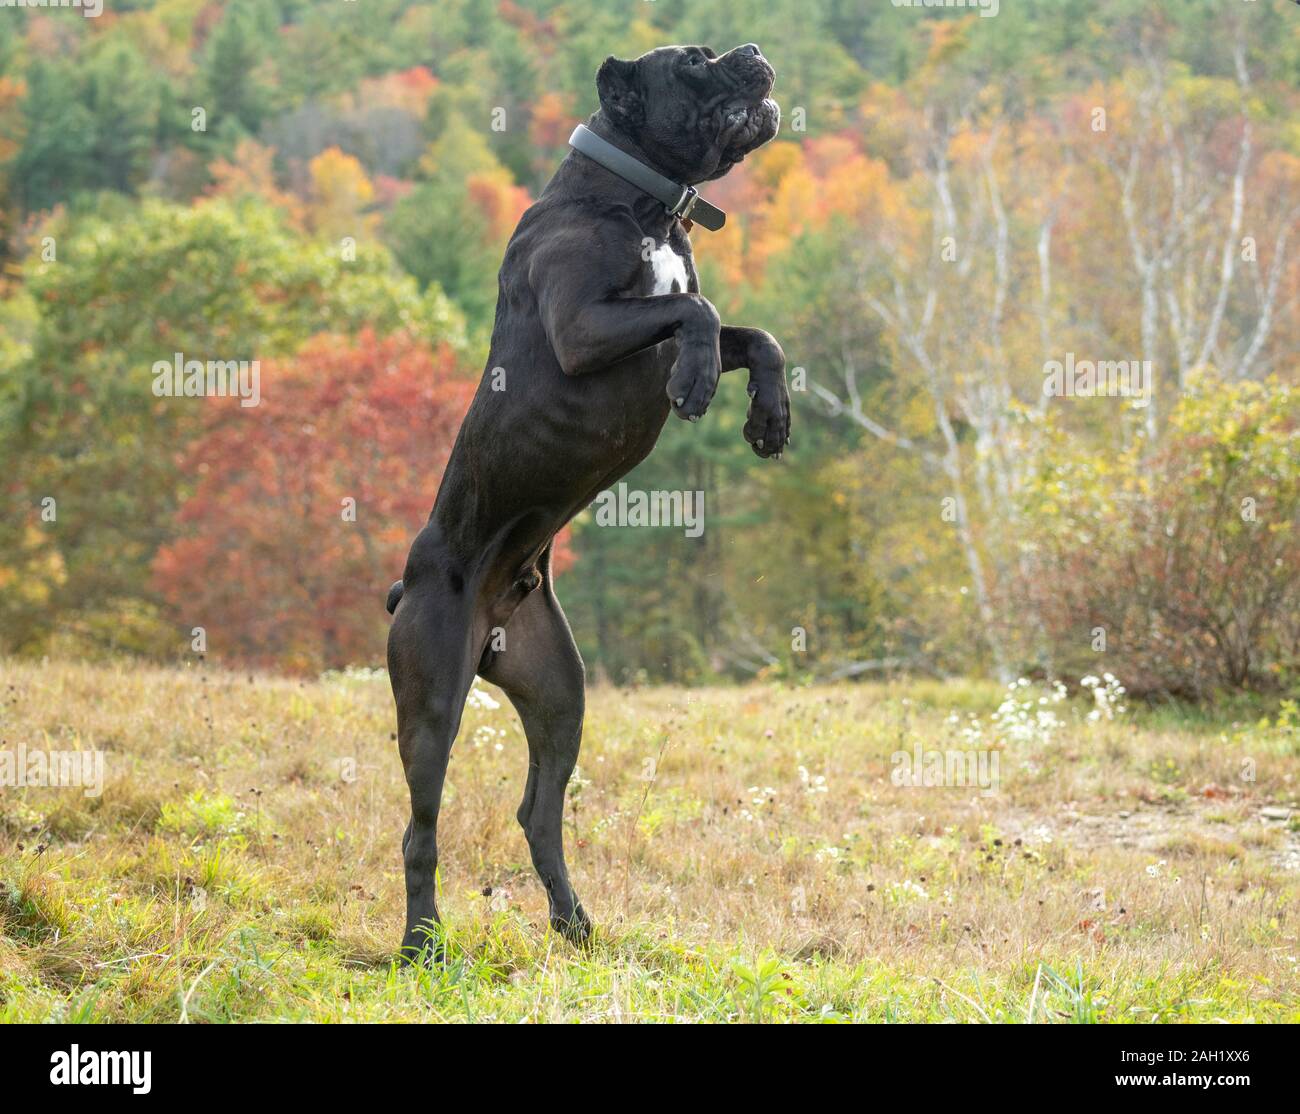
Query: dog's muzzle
[[720, 98, 780, 152]]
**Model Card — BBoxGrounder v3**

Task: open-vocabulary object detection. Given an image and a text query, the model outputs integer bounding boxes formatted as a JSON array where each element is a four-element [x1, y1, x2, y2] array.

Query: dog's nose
[[736, 43, 763, 58]]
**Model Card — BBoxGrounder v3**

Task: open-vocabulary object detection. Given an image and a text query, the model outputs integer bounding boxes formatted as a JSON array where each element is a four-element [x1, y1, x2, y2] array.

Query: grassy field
[[1, 658, 1297, 1023]]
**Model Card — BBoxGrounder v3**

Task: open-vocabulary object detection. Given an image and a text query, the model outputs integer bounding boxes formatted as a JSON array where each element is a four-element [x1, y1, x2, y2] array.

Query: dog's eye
[[686, 54, 703, 66]]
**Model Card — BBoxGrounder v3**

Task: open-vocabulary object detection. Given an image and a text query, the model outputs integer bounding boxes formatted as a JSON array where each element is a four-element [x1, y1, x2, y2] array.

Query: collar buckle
[[666, 185, 700, 221]]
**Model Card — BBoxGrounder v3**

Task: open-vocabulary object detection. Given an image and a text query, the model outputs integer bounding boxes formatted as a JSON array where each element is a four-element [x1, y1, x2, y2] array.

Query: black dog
[[386, 43, 788, 960]]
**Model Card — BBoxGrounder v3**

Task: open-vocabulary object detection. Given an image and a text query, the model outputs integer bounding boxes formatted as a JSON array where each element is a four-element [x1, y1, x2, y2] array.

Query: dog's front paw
[[744, 376, 790, 458], [666, 339, 720, 422]]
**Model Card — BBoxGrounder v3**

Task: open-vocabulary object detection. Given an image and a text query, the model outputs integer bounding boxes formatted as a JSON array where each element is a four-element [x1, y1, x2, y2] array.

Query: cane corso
[[386, 43, 788, 960]]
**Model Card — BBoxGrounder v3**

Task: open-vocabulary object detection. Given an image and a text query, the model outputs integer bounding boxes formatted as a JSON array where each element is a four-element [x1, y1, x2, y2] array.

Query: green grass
[[1, 659, 1297, 1023]]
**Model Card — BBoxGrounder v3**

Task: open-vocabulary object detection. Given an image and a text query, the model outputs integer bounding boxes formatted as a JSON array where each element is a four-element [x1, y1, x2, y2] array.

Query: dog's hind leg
[[387, 540, 480, 963], [479, 561, 591, 944]]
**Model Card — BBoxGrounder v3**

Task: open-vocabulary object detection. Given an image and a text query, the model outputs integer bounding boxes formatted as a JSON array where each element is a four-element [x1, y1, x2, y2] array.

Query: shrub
[[1013, 375, 1300, 697]]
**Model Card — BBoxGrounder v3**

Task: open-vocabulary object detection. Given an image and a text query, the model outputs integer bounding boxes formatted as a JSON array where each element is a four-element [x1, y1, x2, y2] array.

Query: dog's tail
[[385, 580, 404, 615]]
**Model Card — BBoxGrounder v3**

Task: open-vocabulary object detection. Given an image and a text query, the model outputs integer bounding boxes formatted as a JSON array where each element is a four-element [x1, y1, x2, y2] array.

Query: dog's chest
[[646, 240, 689, 296]]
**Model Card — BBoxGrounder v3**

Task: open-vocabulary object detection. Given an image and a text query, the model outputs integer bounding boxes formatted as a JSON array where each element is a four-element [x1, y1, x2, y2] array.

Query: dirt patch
[[1002, 798, 1300, 872]]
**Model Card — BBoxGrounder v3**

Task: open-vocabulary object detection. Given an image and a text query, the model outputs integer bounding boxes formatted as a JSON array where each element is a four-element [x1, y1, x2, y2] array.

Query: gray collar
[[568, 124, 726, 232]]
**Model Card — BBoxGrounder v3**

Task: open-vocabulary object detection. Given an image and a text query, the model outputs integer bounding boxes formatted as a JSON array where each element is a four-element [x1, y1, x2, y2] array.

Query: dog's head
[[596, 43, 780, 184]]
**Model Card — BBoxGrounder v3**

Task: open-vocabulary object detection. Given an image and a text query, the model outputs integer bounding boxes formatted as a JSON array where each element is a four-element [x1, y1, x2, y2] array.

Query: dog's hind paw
[[551, 903, 594, 948], [398, 919, 447, 966]]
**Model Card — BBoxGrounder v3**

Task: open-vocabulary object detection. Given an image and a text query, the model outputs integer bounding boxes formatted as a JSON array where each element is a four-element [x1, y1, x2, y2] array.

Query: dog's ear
[[596, 56, 643, 129]]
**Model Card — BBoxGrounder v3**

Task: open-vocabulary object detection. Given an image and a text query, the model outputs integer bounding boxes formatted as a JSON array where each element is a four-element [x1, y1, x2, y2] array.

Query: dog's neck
[[564, 112, 687, 236], [584, 112, 680, 181]]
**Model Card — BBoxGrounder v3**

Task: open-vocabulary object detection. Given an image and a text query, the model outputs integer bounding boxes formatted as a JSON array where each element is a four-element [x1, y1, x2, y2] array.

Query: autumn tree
[[153, 332, 474, 673], [0, 197, 466, 656], [306, 146, 378, 242]]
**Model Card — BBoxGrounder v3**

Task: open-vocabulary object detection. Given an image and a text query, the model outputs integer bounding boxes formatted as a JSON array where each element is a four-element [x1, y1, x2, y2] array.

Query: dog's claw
[[676, 397, 685, 407], [756, 439, 764, 449], [688, 414, 699, 422]]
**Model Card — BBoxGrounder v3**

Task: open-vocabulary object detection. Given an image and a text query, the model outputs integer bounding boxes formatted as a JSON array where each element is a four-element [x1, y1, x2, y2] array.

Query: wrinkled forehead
[[636, 44, 718, 77]]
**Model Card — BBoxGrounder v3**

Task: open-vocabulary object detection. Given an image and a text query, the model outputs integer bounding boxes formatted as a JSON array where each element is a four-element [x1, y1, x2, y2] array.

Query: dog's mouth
[[719, 97, 780, 157]]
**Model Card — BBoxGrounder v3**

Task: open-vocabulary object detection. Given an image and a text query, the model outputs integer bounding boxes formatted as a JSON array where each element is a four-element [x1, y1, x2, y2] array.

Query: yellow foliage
[[749, 141, 802, 192], [307, 147, 377, 240], [0, 525, 67, 605]]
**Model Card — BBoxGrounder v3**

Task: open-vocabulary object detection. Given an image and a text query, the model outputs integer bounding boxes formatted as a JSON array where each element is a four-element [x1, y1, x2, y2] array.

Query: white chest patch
[[647, 241, 689, 296]]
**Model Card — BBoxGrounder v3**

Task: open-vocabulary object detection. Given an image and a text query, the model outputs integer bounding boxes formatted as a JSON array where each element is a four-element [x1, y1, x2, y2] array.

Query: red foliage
[[372, 175, 416, 210], [496, 0, 555, 40], [153, 331, 474, 673]]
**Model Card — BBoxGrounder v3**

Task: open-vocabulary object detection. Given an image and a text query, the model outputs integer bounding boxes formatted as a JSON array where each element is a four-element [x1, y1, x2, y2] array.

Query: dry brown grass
[[0, 658, 1297, 1022]]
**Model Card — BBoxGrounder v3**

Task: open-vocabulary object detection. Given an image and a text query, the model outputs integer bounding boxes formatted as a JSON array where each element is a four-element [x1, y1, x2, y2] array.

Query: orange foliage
[[693, 132, 902, 286], [529, 90, 575, 154], [466, 168, 532, 242], [0, 76, 26, 164], [206, 139, 306, 228], [347, 66, 440, 116]]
